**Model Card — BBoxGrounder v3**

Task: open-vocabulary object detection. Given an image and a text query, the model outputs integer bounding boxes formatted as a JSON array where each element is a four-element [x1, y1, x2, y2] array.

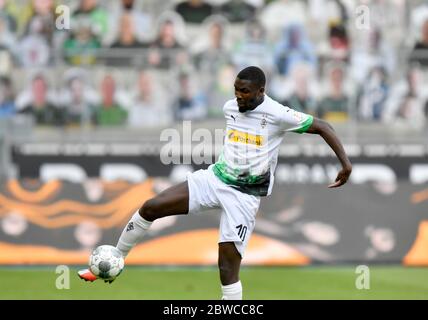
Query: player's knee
[[218, 263, 232, 277], [139, 198, 160, 222], [218, 261, 239, 285]]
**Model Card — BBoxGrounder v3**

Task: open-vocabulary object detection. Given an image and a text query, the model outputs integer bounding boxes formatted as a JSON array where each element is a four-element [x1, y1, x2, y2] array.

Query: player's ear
[[259, 86, 265, 94]]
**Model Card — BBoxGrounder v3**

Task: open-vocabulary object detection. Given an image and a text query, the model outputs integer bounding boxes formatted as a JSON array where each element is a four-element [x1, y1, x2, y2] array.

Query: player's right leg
[[139, 180, 190, 221], [78, 181, 189, 282], [115, 181, 189, 257]]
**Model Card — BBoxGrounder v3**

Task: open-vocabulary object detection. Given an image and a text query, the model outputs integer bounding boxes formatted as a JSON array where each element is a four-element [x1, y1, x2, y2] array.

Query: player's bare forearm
[[306, 118, 352, 188]]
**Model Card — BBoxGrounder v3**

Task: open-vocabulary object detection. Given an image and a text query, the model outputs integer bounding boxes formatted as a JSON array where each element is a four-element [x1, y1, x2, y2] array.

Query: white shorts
[[187, 165, 261, 257]]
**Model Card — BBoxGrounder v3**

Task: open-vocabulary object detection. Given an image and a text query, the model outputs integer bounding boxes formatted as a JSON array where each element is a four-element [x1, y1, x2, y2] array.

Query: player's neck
[[249, 95, 265, 110]]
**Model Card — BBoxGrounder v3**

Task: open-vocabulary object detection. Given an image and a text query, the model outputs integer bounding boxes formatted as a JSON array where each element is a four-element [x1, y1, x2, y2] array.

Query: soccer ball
[[89, 245, 124, 280]]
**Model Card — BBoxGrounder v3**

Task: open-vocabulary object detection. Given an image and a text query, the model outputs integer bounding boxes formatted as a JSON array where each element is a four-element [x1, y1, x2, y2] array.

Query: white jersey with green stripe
[[213, 94, 313, 197]]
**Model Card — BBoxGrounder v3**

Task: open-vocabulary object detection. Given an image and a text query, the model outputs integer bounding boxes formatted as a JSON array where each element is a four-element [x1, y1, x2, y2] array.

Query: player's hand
[[328, 166, 352, 188]]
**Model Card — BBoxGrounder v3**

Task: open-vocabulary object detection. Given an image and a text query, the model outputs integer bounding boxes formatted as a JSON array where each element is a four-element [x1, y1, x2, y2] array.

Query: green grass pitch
[[1, 266, 428, 300]]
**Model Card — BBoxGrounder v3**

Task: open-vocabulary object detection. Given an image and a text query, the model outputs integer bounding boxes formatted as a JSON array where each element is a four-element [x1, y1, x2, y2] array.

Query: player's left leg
[[215, 183, 260, 299], [218, 242, 243, 300]]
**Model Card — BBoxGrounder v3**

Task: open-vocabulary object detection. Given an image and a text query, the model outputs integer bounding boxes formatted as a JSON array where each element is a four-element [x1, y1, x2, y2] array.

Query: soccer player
[[78, 66, 352, 299]]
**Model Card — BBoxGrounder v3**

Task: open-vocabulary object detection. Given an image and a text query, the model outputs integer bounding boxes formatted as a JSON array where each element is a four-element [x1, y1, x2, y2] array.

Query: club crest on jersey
[[260, 114, 267, 128]]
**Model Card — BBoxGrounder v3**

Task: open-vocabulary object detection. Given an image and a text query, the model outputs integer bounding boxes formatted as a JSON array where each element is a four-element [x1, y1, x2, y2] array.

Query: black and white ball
[[89, 245, 124, 280]]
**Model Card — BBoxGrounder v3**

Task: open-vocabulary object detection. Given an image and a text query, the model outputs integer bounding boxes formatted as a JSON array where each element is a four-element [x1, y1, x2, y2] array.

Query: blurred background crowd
[[0, 0, 428, 129]]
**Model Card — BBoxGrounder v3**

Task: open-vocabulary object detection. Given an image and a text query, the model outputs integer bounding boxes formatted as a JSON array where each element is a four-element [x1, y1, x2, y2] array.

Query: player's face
[[234, 78, 264, 113]]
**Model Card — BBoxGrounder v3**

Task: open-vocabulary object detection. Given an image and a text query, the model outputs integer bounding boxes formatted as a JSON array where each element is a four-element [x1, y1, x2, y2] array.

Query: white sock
[[116, 211, 152, 258], [221, 281, 242, 300]]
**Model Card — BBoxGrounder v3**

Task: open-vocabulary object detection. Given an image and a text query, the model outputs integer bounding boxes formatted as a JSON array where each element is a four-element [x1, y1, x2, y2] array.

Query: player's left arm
[[305, 117, 352, 188]]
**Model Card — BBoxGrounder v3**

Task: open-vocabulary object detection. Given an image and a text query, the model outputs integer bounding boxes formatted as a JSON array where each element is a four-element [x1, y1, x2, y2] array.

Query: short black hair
[[237, 66, 266, 88]]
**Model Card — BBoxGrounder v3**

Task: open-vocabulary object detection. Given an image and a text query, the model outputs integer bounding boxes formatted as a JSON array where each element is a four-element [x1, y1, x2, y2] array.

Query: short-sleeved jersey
[[213, 95, 313, 197]]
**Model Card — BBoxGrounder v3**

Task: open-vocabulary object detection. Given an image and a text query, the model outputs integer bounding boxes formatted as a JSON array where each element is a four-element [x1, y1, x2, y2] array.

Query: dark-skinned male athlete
[[78, 66, 352, 300]]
